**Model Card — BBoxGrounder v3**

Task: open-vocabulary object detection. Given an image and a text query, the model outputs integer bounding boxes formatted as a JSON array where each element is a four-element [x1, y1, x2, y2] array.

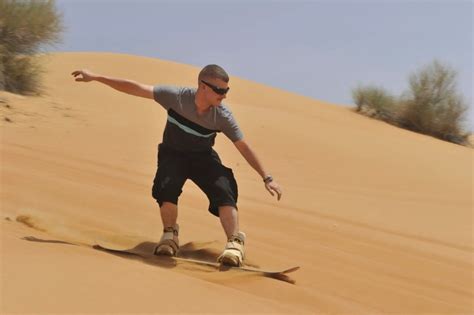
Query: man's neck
[[194, 92, 212, 114]]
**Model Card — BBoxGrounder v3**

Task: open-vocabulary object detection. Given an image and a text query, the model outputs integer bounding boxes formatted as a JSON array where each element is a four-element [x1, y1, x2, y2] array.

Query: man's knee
[[161, 201, 178, 210], [152, 184, 182, 206]]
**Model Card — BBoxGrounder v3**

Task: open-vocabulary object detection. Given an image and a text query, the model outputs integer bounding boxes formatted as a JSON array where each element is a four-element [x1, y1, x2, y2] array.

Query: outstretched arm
[[71, 69, 154, 99], [234, 139, 283, 201]]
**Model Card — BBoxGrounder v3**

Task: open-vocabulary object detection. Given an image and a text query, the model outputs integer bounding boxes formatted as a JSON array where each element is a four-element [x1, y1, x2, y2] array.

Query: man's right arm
[[71, 69, 154, 99]]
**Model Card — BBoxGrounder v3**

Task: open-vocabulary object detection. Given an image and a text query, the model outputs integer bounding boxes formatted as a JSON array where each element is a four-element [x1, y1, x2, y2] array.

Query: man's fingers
[[266, 184, 283, 201], [72, 70, 89, 82], [72, 72, 82, 80], [265, 185, 274, 196], [273, 187, 282, 201], [270, 185, 282, 201]]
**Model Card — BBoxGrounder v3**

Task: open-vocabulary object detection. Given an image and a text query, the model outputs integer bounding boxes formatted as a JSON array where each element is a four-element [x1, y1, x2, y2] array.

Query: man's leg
[[160, 201, 178, 228], [218, 205, 245, 266], [156, 201, 180, 256], [218, 205, 239, 239], [190, 151, 244, 265], [152, 145, 188, 256]]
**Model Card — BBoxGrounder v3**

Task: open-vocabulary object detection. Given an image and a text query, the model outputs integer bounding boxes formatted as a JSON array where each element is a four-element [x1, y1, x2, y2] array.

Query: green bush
[[352, 85, 397, 122], [0, 0, 62, 94], [352, 61, 470, 146], [400, 61, 469, 144]]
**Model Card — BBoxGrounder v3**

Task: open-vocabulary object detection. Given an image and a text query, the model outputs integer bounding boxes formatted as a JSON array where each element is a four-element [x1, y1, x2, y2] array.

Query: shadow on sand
[[93, 241, 223, 270], [21, 236, 297, 283]]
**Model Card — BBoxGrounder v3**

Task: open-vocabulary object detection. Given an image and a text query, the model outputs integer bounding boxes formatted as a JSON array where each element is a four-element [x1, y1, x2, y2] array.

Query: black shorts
[[151, 144, 238, 217]]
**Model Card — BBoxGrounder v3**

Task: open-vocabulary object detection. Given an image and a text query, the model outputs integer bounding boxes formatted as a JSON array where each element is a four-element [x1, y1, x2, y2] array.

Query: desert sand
[[1, 52, 473, 314]]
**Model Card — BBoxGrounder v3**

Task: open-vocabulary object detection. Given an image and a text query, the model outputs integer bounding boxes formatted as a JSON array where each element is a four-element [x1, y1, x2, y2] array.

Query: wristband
[[263, 175, 273, 184]]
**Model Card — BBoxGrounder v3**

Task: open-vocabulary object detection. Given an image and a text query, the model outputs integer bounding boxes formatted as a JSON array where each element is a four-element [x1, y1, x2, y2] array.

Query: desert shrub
[[400, 61, 469, 144], [0, 0, 62, 94], [352, 85, 397, 122], [352, 61, 470, 146]]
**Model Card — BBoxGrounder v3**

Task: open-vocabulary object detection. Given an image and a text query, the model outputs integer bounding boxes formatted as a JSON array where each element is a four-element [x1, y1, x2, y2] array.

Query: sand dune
[[1, 52, 473, 314]]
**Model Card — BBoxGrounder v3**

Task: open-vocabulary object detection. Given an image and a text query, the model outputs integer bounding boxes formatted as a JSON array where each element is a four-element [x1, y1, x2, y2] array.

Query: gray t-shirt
[[153, 85, 243, 152]]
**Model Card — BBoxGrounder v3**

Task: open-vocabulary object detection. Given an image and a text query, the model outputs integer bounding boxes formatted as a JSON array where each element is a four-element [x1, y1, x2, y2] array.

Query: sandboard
[[94, 240, 299, 284]]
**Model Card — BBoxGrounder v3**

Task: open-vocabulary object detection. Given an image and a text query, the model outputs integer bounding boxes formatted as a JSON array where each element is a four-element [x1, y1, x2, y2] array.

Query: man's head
[[198, 64, 230, 106]]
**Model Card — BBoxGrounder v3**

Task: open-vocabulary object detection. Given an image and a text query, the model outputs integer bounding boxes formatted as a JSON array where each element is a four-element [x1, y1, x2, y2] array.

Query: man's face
[[201, 78, 229, 106]]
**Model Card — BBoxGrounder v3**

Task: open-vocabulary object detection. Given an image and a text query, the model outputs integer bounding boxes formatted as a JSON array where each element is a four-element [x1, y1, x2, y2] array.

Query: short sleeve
[[219, 106, 244, 142], [153, 85, 180, 110]]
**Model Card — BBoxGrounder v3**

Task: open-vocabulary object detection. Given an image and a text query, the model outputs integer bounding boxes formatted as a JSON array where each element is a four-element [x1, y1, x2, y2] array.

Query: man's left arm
[[233, 139, 283, 201]]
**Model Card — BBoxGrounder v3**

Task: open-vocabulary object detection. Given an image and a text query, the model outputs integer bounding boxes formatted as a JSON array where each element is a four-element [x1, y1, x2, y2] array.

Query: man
[[72, 64, 282, 266]]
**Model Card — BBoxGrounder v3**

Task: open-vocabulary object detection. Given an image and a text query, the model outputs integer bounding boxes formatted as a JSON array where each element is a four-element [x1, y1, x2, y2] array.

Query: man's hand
[[265, 180, 283, 201], [234, 139, 283, 201], [71, 69, 96, 82]]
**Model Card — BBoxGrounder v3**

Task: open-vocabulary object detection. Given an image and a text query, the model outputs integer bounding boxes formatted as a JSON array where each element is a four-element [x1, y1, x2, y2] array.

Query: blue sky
[[54, 0, 473, 129]]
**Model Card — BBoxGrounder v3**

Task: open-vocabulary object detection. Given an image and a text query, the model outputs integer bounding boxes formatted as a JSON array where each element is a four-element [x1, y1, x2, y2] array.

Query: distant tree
[[400, 60, 469, 144], [0, 0, 63, 94]]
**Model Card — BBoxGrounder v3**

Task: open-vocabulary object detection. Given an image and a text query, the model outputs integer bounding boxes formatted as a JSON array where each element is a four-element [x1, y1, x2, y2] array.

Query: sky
[[53, 0, 473, 130]]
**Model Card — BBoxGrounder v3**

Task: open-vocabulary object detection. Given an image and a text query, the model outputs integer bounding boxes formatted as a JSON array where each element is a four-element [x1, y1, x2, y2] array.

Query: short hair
[[198, 64, 229, 83]]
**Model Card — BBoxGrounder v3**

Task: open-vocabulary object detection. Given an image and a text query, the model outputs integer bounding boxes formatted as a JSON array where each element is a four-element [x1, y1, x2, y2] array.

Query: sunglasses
[[201, 80, 230, 95]]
